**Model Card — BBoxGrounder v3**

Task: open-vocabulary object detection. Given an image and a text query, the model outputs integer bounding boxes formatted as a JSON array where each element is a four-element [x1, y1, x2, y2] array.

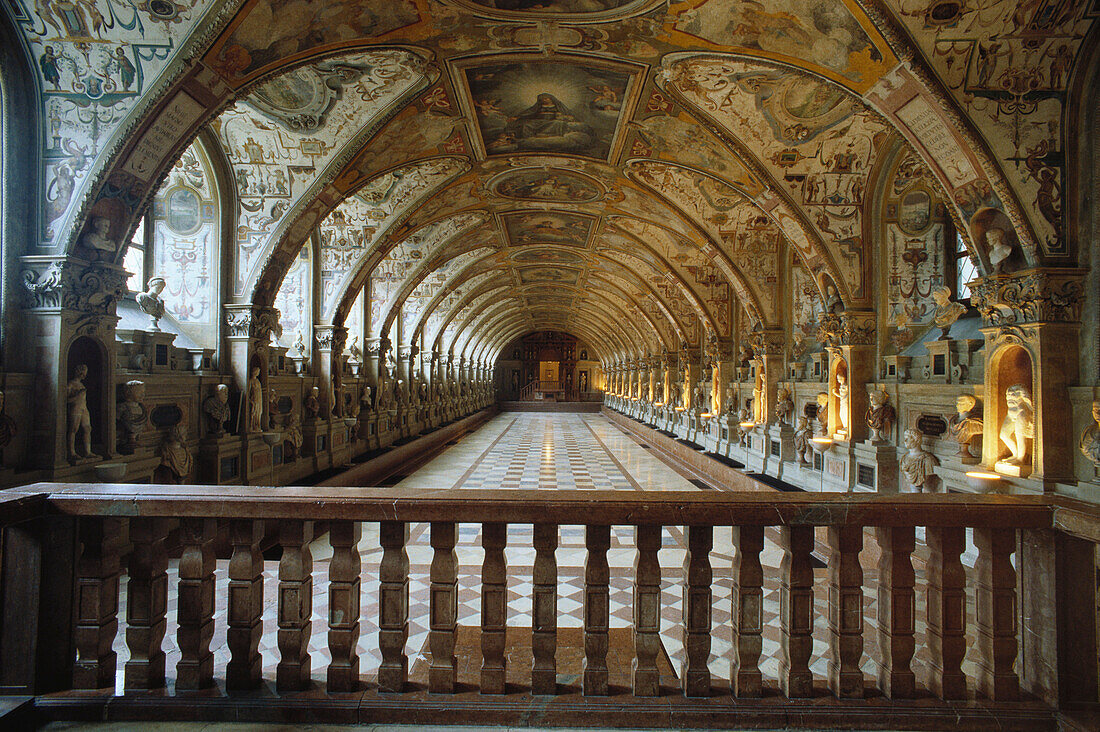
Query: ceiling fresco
[[5, 0, 1096, 365]]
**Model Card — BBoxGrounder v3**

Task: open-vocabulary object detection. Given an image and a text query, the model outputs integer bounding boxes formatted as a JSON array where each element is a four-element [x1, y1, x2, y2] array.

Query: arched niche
[[829, 354, 851, 441], [986, 343, 1035, 477], [66, 336, 109, 460]]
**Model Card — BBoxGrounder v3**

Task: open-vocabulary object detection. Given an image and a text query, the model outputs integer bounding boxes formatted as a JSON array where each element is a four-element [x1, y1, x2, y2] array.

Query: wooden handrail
[[4, 482, 1095, 533]]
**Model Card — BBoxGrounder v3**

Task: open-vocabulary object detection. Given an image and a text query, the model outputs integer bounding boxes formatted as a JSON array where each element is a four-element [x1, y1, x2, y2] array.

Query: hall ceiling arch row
[[8, 0, 1093, 347]]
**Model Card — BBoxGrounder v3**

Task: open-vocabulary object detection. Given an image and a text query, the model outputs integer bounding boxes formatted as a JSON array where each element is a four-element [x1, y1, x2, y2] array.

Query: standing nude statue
[[67, 364, 99, 460]]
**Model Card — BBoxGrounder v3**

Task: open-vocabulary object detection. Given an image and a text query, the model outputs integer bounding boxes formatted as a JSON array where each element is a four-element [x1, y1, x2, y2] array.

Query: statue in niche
[[723, 384, 736, 415], [116, 380, 148, 454], [136, 277, 167, 331], [0, 391, 17, 468], [284, 413, 303, 460], [794, 415, 812, 465], [752, 369, 765, 423], [832, 372, 849, 436], [998, 383, 1034, 466], [1079, 400, 1100, 468], [931, 285, 967, 338], [268, 387, 280, 430], [948, 394, 984, 459], [203, 384, 232, 437], [775, 385, 794, 427], [305, 386, 321, 419], [158, 424, 192, 484], [865, 389, 896, 443], [67, 364, 99, 461], [247, 366, 264, 433], [814, 392, 829, 437], [900, 428, 939, 492], [80, 216, 116, 255], [667, 380, 680, 409]]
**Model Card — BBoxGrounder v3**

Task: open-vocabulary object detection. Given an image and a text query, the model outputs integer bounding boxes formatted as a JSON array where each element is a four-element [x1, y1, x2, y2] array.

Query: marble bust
[[81, 215, 116, 254], [159, 424, 192, 483], [1079, 400, 1100, 468], [948, 394, 983, 459], [999, 383, 1034, 466], [931, 285, 967, 337], [774, 385, 794, 426], [900, 428, 939, 492], [203, 383, 232, 436], [305, 386, 321, 419], [865, 389, 895, 443], [814, 392, 829, 437], [116, 380, 148, 454], [794, 415, 812, 465], [136, 277, 167, 331]]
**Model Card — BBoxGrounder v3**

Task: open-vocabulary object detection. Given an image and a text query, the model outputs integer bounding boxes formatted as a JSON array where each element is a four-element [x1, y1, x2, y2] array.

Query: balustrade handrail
[[5, 482, 1099, 538]]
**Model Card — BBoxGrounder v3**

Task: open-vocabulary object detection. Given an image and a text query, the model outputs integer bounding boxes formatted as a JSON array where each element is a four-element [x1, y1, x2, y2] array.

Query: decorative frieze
[[970, 269, 1085, 326]]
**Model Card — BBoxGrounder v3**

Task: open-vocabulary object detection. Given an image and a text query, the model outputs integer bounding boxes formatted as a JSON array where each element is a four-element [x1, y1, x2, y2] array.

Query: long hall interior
[[0, 0, 1099, 730]]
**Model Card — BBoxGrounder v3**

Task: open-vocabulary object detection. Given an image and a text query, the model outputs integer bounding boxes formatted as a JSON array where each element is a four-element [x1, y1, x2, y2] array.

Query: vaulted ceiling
[[8, 0, 1096, 362]]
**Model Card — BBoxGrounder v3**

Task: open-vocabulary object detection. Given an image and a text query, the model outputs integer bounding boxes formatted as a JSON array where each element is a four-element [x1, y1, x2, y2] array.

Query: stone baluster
[[927, 526, 967, 700], [779, 525, 813, 698], [632, 525, 661, 697], [176, 518, 215, 690], [531, 523, 558, 695], [378, 521, 410, 692], [327, 521, 361, 692], [682, 525, 712, 697], [429, 522, 458, 693], [73, 518, 124, 689], [975, 527, 1019, 701], [276, 520, 313, 691], [481, 522, 508, 694], [584, 525, 611, 696], [226, 519, 263, 690], [731, 525, 764, 697], [125, 518, 168, 691], [827, 525, 864, 698], [875, 526, 916, 698]]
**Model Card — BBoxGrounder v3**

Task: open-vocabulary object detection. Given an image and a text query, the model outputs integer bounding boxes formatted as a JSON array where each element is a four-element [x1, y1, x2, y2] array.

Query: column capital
[[21, 255, 127, 316], [314, 324, 348, 353], [225, 304, 281, 342], [818, 310, 875, 347], [970, 268, 1085, 327], [749, 328, 786, 358]]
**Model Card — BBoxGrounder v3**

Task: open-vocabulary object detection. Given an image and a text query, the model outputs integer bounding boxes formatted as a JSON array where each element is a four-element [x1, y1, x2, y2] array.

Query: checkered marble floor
[[109, 414, 990, 697]]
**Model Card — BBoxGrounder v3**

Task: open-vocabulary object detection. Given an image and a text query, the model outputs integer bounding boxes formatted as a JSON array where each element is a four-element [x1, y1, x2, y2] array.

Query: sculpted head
[[146, 277, 166, 295], [956, 394, 977, 414], [1092, 400, 1100, 425], [216, 383, 229, 403], [75, 363, 88, 379], [903, 428, 922, 450], [816, 392, 829, 409], [1005, 383, 1033, 412], [870, 389, 887, 409], [932, 285, 951, 306]]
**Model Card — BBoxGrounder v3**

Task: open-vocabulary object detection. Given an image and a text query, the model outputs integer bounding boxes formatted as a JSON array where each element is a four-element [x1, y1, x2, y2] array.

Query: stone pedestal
[[244, 434, 276, 484], [199, 434, 245, 484], [923, 339, 982, 384], [851, 441, 899, 494], [743, 426, 766, 473], [302, 420, 333, 473], [821, 440, 853, 492], [765, 423, 796, 481]]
